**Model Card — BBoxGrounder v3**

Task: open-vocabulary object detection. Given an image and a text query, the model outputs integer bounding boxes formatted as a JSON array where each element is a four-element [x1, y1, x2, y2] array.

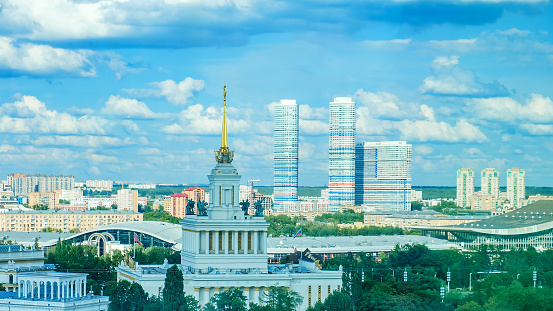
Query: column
[[243, 231, 248, 254], [58, 282, 61, 299], [44, 281, 47, 300], [31, 280, 34, 299], [214, 231, 219, 254], [18, 281, 21, 298], [233, 231, 238, 254], [253, 231, 258, 254], [261, 231, 267, 253], [205, 231, 210, 253], [84, 279, 87, 296], [51, 281, 54, 300], [224, 231, 229, 254]]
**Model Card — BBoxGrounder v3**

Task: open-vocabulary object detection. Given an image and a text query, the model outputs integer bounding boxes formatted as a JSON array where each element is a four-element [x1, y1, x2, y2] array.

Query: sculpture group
[[185, 199, 209, 216]]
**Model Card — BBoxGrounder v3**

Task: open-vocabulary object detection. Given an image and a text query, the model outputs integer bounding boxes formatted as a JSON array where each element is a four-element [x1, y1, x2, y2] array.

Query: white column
[[31, 281, 34, 299], [44, 281, 47, 300], [18, 281, 21, 298], [253, 231, 259, 254], [84, 280, 87, 296], [51, 281, 54, 299], [243, 231, 248, 253], [58, 282, 61, 299], [214, 231, 219, 254], [224, 231, 229, 254], [205, 231, 210, 253], [233, 231, 238, 254]]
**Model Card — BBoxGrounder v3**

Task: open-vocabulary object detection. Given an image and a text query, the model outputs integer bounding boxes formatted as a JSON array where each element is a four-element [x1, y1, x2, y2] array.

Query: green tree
[[322, 290, 353, 311], [208, 288, 247, 311], [411, 201, 424, 211], [259, 286, 303, 311], [455, 301, 484, 311]]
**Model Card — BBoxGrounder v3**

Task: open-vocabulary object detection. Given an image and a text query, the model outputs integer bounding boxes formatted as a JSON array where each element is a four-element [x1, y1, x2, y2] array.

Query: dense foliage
[[143, 210, 181, 224], [265, 214, 404, 237], [314, 210, 364, 224]]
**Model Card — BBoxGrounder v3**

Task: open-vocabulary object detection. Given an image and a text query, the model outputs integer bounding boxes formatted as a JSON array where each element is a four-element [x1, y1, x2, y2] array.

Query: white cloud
[[0, 37, 95, 76], [415, 145, 433, 155], [30, 135, 132, 148], [299, 104, 327, 120], [398, 119, 488, 143], [160, 104, 249, 135], [83, 152, 119, 164], [120, 120, 143, 134], [300, 120, 328, 135], [362, 39, 411, 50], [0, 144, 19, 153], [124, 78, 205, 105], [102, 95, 164, 119], [519, 124, 553, 136], [0, 95, 106, 134], [468, 94, 553, 124], [138, 148, 163, 156], [100, 53, 147, 80], [354, 89, 419, 120], [420, 56, 509, 97]]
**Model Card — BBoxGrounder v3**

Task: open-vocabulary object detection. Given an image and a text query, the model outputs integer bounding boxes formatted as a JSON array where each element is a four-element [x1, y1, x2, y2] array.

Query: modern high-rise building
[[273, 99, 299, 212], [329, 97, 356, 211], [507, 167, 525, 209], [481, 168, 500, 199], [117, 188, 138, 212], [355, 141, 412, 211], [456, 168, 474, 208]]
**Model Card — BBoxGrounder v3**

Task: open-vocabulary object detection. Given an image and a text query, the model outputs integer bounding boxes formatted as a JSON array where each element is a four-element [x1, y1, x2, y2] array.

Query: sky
[[0, 0, 552, 187]]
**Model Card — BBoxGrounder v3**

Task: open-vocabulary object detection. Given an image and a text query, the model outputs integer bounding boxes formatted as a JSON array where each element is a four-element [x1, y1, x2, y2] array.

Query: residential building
[[169, 193, 188, 218], [273, 99, 299, 212], [507, 167, 526, 209], [456, 168, 474, 208], [329, 97, 356, 211], [117, 189, 138, 212], [481, 168, 500, 199], [184, 186, 206, 202], [85, 180, 113, 191], [355, 141, 412, 211], [55, 189, 83, 202], [7, 174, 74, 196], [0, 209, 142, 232], [471, 193, 501, 211], [28, 192, 59, 209], [364, 210, 488, 228]]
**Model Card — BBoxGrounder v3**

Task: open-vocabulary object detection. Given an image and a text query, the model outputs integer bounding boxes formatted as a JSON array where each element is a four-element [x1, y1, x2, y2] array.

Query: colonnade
[[17, 276, 87, 300], [183, 230, 267, 255]]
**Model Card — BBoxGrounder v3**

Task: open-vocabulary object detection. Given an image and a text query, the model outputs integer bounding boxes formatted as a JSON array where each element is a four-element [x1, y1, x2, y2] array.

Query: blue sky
[[0, 0, 552, 187]]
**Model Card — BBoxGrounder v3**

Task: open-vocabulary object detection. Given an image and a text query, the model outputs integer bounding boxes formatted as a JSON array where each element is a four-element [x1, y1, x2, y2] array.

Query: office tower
[[355, 141, 412, 211], [481, 168, 500, 199], [507, 167, 525, 209], [329, 97, 356, 211], [456, 168, 474, 208], [273, 99, 299, 212]]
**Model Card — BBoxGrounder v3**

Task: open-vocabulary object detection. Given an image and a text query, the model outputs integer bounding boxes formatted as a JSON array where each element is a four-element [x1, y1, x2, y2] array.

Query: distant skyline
[[0, 1, 552, 187]]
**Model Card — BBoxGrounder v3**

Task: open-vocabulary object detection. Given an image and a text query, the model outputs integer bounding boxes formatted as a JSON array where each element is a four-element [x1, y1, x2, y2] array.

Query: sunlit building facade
[[355, 141, 412, 211], [481, 168, 500, 199], [328, 97, 356, 211], [456, 168, 474, 208], [507, 167, 525, 209], [273, 99, 299, 212]]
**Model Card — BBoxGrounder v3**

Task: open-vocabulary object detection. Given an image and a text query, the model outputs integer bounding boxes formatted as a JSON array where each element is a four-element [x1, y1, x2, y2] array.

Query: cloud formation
[[420, 56, 510, 97], [124, 78, 205, 105], [102, 95, 164, 119]]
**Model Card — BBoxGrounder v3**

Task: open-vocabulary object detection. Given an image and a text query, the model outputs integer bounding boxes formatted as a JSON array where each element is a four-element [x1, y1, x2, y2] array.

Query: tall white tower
[[507, 167, 525, 209], [180, 85, 269, 273], [329, 97, 356, 211], [273, 99, 299, 212], [456, 168, 474, 208], [481, 168, 500, 199]]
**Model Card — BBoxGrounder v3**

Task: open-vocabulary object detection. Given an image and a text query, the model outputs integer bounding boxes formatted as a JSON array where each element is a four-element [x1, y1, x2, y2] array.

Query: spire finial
[[215, 84, 234, 163]]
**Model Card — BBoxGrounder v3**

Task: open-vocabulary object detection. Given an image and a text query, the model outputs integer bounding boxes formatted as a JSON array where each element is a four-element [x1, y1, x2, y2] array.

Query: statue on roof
[[185, 199, 196, 215], [240, 199, 250, 215], [197, 200, 208, 216], [254, 200, 263, 217]]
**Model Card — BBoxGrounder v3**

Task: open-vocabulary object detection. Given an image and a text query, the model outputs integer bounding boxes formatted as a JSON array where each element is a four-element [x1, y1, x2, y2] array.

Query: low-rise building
[[169, 193, 188, 218], [270, 211, 324, 222], [0, 210, 142, 232], [364, 210, 489, 228]]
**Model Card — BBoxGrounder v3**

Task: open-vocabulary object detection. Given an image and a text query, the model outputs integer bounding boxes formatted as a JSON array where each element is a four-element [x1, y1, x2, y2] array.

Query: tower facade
[[355, 141, 412, 211], [273, 99, 299, 212], [456, 168, 474, 208], [328, 97, 356, 211], [481, 168, 500, 199], [507, 167, 525, 209]]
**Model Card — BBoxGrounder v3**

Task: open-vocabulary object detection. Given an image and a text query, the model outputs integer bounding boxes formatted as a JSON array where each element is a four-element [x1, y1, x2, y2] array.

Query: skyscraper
[[273, 99, 299, 212], [329, 97, 356, 211], [456, 168, 474, 208], [481, 168, 500, 199], [355, 141, 412, 211], [507, 167, 525, 209]]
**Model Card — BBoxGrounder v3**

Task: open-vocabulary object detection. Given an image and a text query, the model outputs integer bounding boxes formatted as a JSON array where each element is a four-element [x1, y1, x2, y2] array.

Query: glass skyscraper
[[273, 99, 299, 212], [355, 141, 412, 211], [329, 97, 356, 211]]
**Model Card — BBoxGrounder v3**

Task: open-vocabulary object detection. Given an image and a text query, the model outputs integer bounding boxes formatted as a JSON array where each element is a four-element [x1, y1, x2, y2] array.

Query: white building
[[117, 89, 341, 310], [355, 141, 412, 211], [507, 167, 525, 209], [55, 189, 83, 202], [117, 189, 138, 212], [85, 180, 113, 191], [328, 97, 356, 211], [7, 174, 75, 196], [456, 168, 474, 208], [273, 99, 299, 212], [481, 168, 500, 199]]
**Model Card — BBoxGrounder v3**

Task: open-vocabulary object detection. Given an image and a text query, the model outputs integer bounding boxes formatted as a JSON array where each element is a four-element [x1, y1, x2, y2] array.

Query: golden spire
[[222, 84, 228, 149], [215, 84, 234, 164]]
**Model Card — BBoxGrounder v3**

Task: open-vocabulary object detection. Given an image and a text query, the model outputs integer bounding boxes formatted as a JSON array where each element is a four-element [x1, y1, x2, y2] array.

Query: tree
[[163, 265, 183, 310], [259, 286, 303, 311], [411, 201, 424, 211], [208, 288, 247, 311], [111, 203, 118, 209], [455, 301, 484, 311], [322, 290, 353, 311]]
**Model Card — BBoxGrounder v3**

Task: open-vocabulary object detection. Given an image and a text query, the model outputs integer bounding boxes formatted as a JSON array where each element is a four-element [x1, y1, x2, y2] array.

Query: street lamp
[[469, 272, 473, 291], [533, 270, 537, 288], [440, 286, 445, 303], [404, 268, 408, 282], [447, 268, 451, 292]]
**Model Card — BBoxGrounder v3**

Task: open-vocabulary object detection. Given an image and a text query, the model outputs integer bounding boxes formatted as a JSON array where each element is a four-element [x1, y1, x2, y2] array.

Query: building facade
[[28, 192, 60, 209], [481, 168, 500, 198], [328, 97, 356, 211], [0, 210, 142, 232], [273, 99, 299, 212], [7, 174, 75, 196], [85, 180, 113, 191], [117, 189, 138, 212], [169, 193, 188, 218], [355, 141, 412, 211], [456, 168, 474, 208], [184, 187, 206, 203], [507, 167, 525, 209]]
